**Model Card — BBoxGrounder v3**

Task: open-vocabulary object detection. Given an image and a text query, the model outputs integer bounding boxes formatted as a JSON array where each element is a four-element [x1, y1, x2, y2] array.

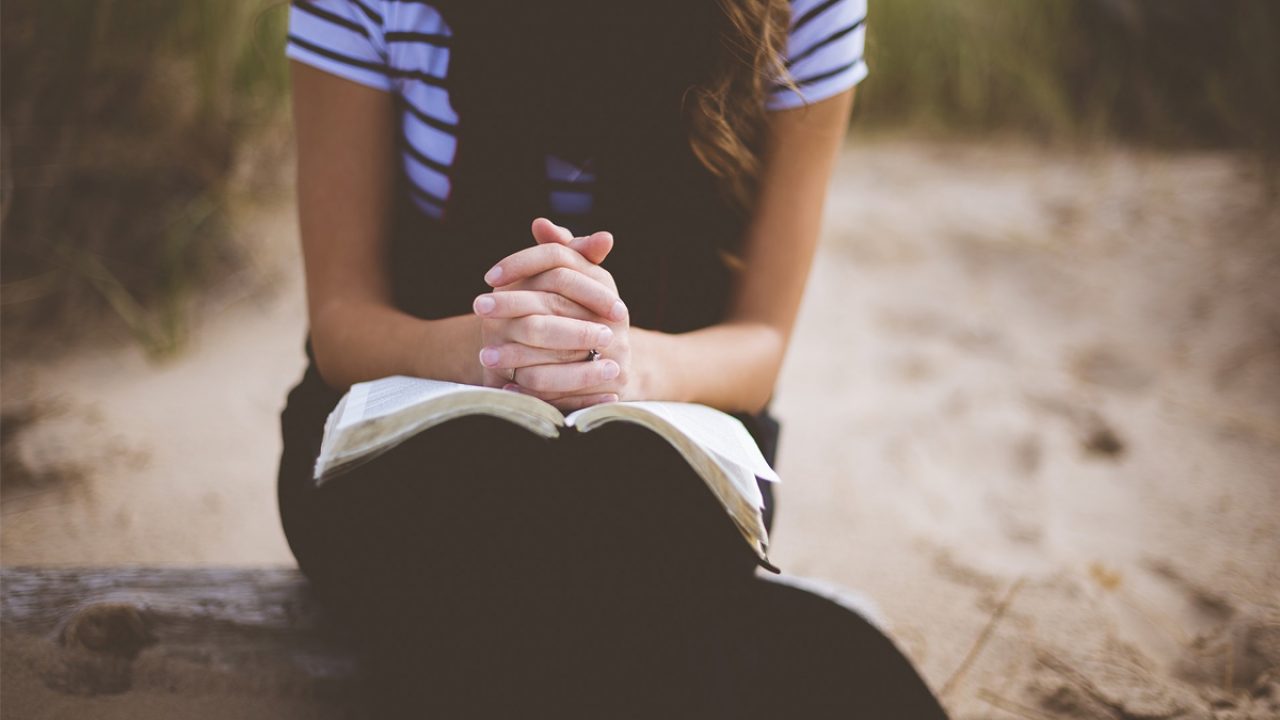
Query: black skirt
[[277, 338, 780, 590], [274, 340, 948, 719]]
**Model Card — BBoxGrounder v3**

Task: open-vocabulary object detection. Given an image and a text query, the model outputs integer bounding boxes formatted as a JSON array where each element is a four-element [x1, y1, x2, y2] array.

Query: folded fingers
[[485, 242, 619, 297], [474, 290, 596, 322], [478, 343, 597, 370], [510, 389, 619, 413], [503, 359, 621, 395], [486, 315, 613, 352], [477, 270, 626, 322]]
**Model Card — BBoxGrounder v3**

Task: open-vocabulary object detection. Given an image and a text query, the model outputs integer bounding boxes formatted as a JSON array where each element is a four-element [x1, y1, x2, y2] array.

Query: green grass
[[854, 0, 1280, 155], [3, 0, 1276, 355], [1, 0, 290, 355]]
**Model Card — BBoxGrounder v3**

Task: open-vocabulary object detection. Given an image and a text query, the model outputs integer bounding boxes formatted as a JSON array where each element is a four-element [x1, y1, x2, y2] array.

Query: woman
[[278, 0, 948, 716]]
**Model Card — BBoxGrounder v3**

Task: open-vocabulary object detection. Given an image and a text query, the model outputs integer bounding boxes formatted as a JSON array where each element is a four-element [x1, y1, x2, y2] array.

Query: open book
[[315, 376, 781, 567]]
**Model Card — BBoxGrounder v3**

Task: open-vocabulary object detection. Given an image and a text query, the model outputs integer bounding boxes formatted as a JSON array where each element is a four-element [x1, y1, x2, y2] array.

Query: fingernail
[[596, 326, 613, 348], [479, 347, 500, 367], [474, 295, 496, 315], [484, 265, 503, 284], [603, 394, 619, 403], [611, 300, 628, 322], [601, 360, 620, 380], [503, 384, 520, 392]]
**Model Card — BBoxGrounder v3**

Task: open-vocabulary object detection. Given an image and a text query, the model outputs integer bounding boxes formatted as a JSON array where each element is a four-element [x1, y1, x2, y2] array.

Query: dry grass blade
[[940, 577, 1026, 697], [976, 688, 1064, 720]]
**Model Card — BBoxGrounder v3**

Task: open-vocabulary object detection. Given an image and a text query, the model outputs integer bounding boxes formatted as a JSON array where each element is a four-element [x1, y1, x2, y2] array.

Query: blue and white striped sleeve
[[768, 0, 868, 111], [286, 1, 391, 92]]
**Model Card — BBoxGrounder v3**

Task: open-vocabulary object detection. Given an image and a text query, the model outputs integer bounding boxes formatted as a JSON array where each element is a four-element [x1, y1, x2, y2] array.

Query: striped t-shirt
[[286, 0, 868, 221]]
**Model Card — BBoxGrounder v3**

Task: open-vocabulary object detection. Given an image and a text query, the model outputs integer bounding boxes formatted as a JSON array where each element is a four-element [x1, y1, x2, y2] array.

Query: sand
[[3, 140, 1278, 718]]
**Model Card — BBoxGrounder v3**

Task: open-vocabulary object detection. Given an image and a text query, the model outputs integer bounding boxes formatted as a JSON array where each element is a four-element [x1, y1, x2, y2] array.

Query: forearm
[[633, 322, 786, 414], [309, 300, 483, 390], [631, 92, 856, 414]]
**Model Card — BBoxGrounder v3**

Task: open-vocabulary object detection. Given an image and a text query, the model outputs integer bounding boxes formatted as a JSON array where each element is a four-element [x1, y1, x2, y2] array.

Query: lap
[[351, 572, 949, 719], [279, 412, 759, 605], [275, 379, 947, 718]]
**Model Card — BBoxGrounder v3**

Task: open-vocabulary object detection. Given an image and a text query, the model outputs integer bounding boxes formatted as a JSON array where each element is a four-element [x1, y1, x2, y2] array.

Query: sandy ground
[[3, 140, 1279, 718]]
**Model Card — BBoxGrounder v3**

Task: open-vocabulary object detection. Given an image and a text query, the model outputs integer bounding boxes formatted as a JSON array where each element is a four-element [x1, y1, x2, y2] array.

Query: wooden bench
[[1, 567, 359, 719]]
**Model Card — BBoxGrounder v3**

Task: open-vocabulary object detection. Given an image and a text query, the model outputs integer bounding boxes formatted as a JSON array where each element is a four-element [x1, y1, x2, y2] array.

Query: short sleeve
[[768, 0, 868, 111], [286, 1, 392, 92]]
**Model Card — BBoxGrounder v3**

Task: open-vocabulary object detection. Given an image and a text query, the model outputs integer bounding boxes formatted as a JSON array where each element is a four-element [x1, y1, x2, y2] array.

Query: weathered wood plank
[[1, 567, 362, 719]]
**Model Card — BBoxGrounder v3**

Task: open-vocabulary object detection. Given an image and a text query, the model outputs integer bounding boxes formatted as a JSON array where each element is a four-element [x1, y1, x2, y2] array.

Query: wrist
[[410, 314, 485, 385], [629, 328, 679, 402]]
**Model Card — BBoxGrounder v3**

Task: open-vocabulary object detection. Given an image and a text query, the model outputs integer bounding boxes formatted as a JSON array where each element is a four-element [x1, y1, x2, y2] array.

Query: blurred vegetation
[[1, 0, 1277, 354], [1, 0, 289, 355], [855, 0, 1280, 157]]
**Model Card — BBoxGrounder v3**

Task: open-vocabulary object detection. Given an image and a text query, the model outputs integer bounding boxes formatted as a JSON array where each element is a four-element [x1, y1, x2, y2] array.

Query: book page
[[567, 402, 780, 484], [318, 381, 776, 565], [564, 400, 774, 561], [336, 376, 486, 430], [316, 376, 567, 483], [615, 402, 780, 483]]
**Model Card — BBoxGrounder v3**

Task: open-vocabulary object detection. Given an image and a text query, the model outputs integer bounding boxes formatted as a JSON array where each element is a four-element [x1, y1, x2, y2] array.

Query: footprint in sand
[[1069, 345, 1153, 395], [1025, 393, 1127, 461], [1144, 560, 1280, 693]]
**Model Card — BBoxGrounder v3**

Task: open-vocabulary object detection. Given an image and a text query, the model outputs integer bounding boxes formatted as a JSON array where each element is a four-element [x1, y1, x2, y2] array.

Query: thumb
[[531, 217, 573, 246], [530, 218, 614, 265], [571, 231, 613, 265]]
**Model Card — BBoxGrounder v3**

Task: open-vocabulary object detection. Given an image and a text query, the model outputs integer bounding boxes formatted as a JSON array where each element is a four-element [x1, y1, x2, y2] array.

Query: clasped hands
[[473, 218, 636, 412]]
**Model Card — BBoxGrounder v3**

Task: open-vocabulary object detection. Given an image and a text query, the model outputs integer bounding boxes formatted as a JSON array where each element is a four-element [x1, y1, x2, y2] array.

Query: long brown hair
[[687, 0, 796, 211]]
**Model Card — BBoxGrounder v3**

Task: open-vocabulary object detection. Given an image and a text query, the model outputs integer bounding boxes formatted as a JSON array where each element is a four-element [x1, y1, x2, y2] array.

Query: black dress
[[276, 2, 949, 716]]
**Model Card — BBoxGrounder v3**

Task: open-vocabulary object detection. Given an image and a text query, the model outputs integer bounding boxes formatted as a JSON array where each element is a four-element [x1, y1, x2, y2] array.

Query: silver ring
[[587, 349, 601, 362], [508, 367, 517, 384]]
